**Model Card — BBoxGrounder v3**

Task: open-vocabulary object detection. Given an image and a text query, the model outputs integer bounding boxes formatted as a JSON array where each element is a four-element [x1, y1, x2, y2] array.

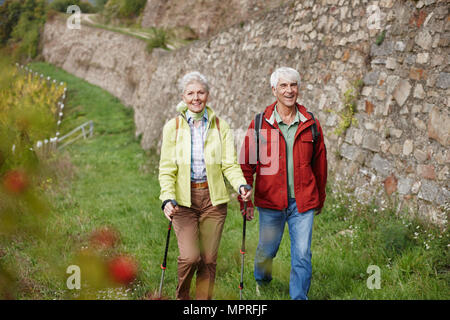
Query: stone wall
[[140, 0, 289, 38], [41, 0, 449, 226]]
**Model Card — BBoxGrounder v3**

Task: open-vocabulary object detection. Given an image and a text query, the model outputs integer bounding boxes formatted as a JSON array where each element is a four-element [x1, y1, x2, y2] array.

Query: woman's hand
[[239, 185, 252, 202], [163, 200, 179, 221]]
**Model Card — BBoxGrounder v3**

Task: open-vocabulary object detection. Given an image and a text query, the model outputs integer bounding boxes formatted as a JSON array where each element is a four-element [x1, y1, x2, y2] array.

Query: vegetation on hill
[[0, 0, 47, 62]]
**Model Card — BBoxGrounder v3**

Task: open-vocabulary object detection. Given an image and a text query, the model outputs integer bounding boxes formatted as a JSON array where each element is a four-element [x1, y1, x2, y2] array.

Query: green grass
[[2, 61, 448, 300]]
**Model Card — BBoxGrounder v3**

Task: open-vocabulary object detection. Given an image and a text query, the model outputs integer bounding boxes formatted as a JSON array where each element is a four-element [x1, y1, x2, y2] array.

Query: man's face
[[272, 78, 298, 108]]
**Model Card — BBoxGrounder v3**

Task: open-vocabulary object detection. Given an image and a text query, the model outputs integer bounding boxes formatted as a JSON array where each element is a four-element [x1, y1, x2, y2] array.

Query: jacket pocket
[[297, 166, 318, 204], [299, 130, 314, 164]]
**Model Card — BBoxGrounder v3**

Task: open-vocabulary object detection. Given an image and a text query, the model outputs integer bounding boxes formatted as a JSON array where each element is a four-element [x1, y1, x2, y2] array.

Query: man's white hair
[[178, 71, 210, 93], [270, 67, 301, 88]]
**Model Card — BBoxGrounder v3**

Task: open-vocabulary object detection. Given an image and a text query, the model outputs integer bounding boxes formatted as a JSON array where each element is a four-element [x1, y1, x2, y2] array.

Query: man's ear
[[271, 86, 277, 97]]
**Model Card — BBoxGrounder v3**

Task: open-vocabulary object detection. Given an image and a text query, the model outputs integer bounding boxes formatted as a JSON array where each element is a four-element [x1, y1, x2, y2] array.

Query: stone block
[[370, 41, 394, 57], [416, 52, 429, 64], [340, 143, 365, 163], [363, 133, 381, 152], [398, 177, 413, 195], [403, 139, 414, 156], [428, 107, 450, 146], [384, 174, 398, 195], [436, 72, 450, 89], [370, 154, 393, 176], [418, 180, 439, 202], [415, 30, 432, 50], [386, 57, 397, 70], [413, 84, 426, 99], [363, 72, 379, 86], [393, 80, 412, 107], [410, 68, 427, 81], [414, 149, 428, 162], [394, 41, 406, 52], [417, 164, 436, 180]]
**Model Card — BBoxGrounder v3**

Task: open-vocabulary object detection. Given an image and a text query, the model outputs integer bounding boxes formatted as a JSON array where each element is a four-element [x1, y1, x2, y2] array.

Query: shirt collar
[[274, 104, 301, 126]]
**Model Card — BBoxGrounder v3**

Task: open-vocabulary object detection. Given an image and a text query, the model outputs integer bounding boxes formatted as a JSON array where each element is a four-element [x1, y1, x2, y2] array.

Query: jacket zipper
[[263, 115, 314, 210], [262, 117, 289, 209]]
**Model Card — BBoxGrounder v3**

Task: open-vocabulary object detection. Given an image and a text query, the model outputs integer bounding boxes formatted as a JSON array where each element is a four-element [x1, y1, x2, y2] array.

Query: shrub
[[94, 0, 108, 11], [377, 222, 412, 255], [103, 0, 147, 22], [50, 0, 97, 14], [10, 14, 41, 61], [0, 0, 47, 62], [0, 0, 22, 45], [146, 28, 170, 53]]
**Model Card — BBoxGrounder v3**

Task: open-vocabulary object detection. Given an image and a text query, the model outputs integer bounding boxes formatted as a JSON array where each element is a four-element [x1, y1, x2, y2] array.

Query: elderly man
[[239, 67, 327, 300]]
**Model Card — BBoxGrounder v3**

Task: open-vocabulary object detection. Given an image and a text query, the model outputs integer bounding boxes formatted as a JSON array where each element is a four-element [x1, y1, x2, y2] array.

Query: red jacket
[[239, 102, 327, 213]]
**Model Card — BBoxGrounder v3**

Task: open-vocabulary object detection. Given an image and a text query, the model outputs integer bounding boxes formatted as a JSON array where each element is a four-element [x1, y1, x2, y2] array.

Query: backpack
[[254, 111, 319, 165]]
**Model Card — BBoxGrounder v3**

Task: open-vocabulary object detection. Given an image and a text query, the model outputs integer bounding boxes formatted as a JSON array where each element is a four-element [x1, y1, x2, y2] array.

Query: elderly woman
[[159, 71, 252, 300]]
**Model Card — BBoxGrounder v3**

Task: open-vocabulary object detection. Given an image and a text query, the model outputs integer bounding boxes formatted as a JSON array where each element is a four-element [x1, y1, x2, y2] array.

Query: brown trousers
[[172, 186, 227, 300]]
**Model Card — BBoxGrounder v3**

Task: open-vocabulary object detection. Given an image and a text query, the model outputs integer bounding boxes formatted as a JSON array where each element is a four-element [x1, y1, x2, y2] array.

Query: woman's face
[[182, 81, 209, 113]]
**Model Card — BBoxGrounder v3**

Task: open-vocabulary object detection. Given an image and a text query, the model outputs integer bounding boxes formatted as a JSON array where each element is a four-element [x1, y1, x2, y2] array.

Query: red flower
[[108, 255, 138, 285], [3, 170, 28, 194]]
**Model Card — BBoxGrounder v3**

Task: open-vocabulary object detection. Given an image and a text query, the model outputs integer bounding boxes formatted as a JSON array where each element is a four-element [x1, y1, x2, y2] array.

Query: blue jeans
[[254, 198, 314, 300]]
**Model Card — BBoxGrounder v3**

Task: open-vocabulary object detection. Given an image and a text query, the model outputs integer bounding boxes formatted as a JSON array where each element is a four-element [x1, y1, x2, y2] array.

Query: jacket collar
[[264, 101, 310, 126], [176, 102, 216, 124], [186, 108, 209, 124]]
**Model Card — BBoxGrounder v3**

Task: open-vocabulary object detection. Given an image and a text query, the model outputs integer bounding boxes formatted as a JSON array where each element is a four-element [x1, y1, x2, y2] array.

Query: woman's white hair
[[178, 71, 210, 93], [270, 67, 301, 88]]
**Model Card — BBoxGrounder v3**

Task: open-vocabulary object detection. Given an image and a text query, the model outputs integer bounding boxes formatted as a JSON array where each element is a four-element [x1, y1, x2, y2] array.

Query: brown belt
[[191, 181, 208, 189]]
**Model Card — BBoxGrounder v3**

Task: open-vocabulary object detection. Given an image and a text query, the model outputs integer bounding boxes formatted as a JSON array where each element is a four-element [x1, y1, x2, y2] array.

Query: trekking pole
[[158, 200, 177, 299], [239, 185, 251, 300], [239, 201, 247, 300]]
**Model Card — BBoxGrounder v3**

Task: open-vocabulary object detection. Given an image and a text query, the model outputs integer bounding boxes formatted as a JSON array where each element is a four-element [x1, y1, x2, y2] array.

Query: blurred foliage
[[0, 0, 47, 62], [0, 53, 60, 299], [0, 60, 64, 167], [146, 28, 170, 53], [0, 55, 140, 299], [93, 0, 108, 11], [102, 0, 146, 24], [49, 0, 97, 14]]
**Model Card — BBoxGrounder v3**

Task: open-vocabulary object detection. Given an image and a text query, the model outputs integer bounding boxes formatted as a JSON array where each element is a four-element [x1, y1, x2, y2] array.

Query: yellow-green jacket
[[159, 105, 246, 207]]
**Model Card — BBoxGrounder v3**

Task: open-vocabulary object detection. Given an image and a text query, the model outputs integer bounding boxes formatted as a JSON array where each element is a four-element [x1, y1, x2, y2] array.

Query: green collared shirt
[[273, 105, 301, 198]]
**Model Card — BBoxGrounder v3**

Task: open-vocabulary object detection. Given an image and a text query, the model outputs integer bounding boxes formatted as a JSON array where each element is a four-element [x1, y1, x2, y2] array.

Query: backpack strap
[[307, 111, 319, 163], [175, 116, 180, 141], [215, 117, 220, 131], [215, 116, 221, 142], [254, 112, 264, 164]]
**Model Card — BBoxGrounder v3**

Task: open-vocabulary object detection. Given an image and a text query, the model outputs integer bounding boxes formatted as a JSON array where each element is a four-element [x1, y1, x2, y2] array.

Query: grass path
[[16, 61, 449, 300], [27, 61, 263, 300]]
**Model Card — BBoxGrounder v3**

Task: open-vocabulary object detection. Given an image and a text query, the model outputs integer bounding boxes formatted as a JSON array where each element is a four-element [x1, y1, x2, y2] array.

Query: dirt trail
[[81, 14, 152, 40]]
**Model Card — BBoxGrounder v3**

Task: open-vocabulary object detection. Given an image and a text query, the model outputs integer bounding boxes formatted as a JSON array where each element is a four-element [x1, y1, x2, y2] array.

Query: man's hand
[[315, 208, 322, 215], [239, 185, 252, 202], [163, 200, 179, 221], [242, 207, 254, 221]]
